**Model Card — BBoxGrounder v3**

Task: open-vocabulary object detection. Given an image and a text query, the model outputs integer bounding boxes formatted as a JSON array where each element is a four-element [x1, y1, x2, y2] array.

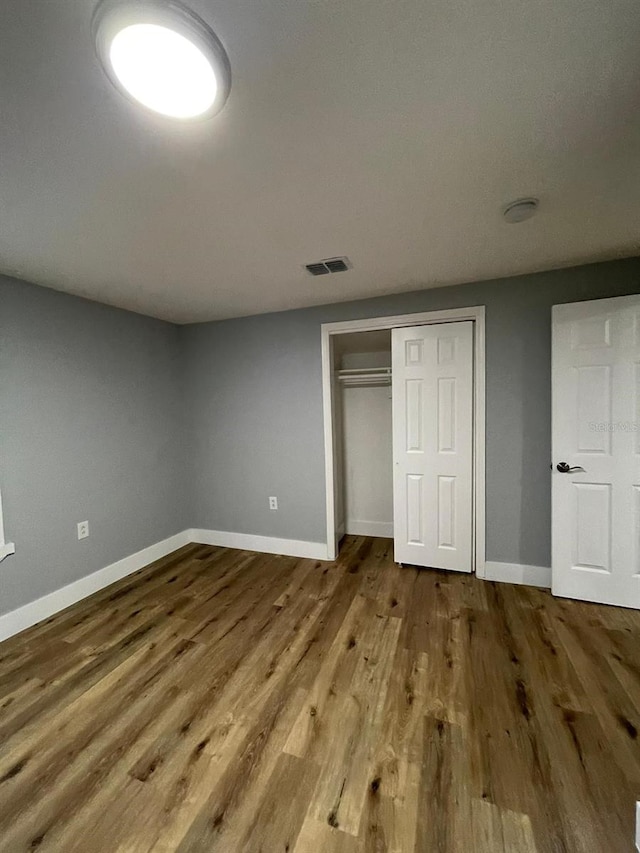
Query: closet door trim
[[321, 306, 485, 576]]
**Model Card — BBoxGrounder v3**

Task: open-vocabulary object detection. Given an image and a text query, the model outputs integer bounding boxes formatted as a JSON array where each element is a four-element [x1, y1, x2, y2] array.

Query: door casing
[[321, 306, 486, 574]]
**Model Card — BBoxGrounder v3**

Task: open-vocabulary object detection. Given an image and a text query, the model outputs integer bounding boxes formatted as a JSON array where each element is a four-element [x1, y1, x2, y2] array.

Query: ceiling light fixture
[[503, 198, 539, 224], [92, 0, 231, 119]]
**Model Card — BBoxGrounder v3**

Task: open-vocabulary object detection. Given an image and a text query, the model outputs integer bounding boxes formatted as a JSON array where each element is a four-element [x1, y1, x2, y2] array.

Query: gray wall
[[182, 257, 640, 568], [3, 257, 640, 618], [0, 276, 188, 615]]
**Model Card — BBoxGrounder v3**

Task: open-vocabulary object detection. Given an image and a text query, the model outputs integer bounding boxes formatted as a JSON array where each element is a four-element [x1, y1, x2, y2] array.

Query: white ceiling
[[1, 0, 640, 323]]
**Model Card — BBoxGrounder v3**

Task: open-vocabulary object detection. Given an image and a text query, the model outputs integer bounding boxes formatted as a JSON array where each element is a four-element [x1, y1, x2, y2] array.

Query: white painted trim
[[346, 520, 394, 538], [0, 488, 14, 563], [0, 530, 192, 643], [473, 310, 486, 579], [188, 529, 329, 560], [0, 542, 15, 563], [321, 306, 487, 335], [321, 326, 339, 558], [322, 306, 486, 577], [484, 561, 552, 589], [0, 528, 329, 644]]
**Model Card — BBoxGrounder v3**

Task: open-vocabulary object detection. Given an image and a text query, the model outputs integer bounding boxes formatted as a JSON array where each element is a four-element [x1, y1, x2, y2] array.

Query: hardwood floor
[[1, 536, 639, 852]]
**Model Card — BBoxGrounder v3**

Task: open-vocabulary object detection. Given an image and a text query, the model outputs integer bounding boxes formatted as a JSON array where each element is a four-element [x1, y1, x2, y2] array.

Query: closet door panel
[[392, 322, 473, 572]]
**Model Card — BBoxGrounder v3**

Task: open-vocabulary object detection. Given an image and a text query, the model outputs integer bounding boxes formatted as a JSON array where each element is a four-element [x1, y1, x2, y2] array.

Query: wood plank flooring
[[1, 536, 639, 852]]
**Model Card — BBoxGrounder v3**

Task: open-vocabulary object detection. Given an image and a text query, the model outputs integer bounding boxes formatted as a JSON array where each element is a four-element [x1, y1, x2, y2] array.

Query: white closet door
[[392, 322, 473, 571], [552, 295, 640, 609]]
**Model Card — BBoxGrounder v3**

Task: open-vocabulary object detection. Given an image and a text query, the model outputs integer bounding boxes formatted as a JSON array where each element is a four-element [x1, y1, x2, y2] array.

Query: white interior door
[[392, 322, 473, 571], [552, 295, 640, 609]]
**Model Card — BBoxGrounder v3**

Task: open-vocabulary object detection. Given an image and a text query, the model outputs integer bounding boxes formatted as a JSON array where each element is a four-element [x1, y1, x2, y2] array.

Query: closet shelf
[[336, 367, 392, 387]]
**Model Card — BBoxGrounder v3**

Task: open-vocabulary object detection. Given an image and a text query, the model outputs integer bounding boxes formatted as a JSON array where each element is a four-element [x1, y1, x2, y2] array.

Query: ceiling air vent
[[306, 262, 331, 276], [305, 257, 352, 276]]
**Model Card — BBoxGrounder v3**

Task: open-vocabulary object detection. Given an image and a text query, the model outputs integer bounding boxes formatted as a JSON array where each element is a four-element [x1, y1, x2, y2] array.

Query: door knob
[[556, 462, 585, 473]]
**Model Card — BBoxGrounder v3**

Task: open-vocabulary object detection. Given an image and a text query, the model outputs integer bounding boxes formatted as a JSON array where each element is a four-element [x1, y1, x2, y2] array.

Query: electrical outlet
[[77, 520, 89, 540], [269, 496, 278, 511]]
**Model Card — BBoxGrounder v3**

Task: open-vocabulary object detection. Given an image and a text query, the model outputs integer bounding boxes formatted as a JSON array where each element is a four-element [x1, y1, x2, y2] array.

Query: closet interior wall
[[334, 331, 393, 543]]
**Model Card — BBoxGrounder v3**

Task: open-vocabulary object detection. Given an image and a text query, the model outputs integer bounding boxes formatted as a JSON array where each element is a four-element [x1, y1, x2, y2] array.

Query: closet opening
[[321, 308, 486, 577], [334, 330, 393, 543]]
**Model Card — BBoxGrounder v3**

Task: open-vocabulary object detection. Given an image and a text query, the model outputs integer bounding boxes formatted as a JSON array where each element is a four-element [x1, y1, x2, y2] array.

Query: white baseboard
[[0, 530, 192, 643], [188, 528, 329, 561], [0, 528, 328, 644], [0, 532, 551, 644], [345, 520, 394, 538], [484, 561, 551, 589]]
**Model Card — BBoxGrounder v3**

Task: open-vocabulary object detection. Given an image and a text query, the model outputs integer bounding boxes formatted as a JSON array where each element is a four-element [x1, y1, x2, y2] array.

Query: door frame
[[321, 306, 486, 574]]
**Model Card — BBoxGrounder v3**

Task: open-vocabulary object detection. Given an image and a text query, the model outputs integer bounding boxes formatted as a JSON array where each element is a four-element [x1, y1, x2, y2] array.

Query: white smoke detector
[[503, 198, 539, 224]]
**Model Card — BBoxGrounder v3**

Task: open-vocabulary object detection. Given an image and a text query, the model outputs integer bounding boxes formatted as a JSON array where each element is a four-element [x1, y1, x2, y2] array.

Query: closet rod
[[337, 366, 392, 387]]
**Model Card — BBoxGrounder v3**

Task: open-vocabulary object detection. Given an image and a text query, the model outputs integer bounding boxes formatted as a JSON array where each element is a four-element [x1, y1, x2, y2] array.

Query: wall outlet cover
[[77, 521, 89, 540]]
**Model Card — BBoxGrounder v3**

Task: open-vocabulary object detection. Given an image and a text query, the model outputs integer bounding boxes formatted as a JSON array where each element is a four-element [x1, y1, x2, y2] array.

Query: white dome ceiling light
[[503, 198, 539, 224], [92, 0, 231, 120]]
